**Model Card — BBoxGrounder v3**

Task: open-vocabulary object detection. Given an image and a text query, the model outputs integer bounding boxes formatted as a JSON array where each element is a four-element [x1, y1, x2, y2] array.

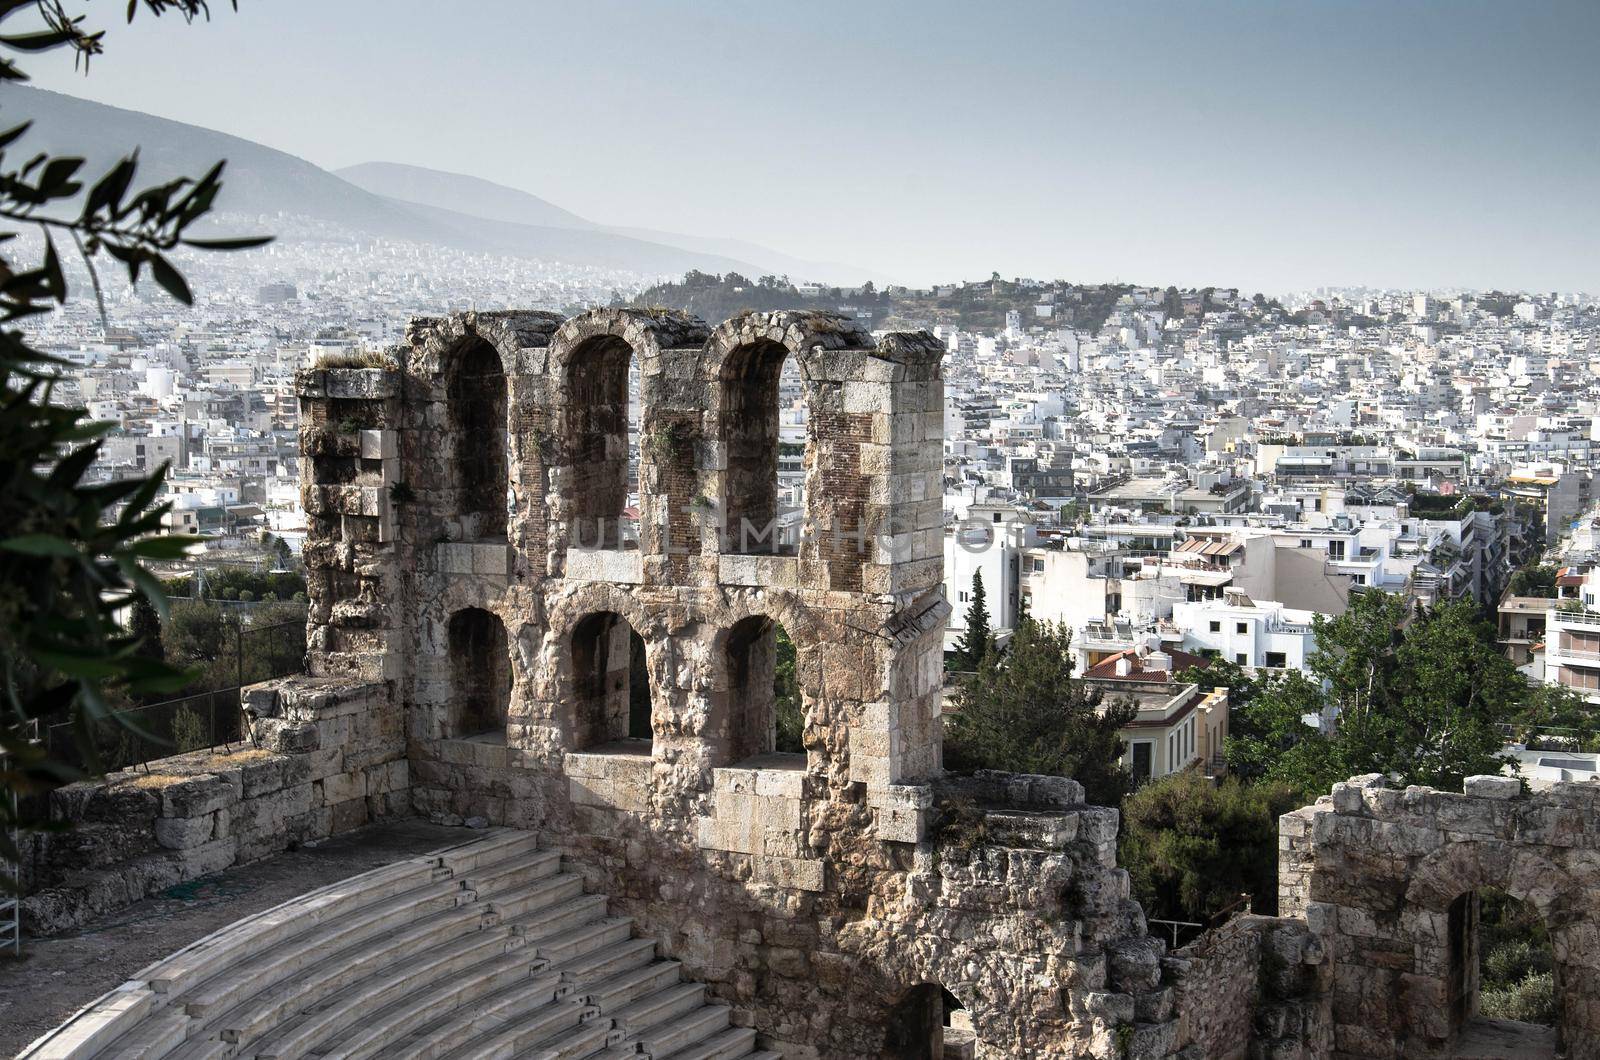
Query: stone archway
[[880, 982, 974, 1059], [1283, 775, 1600, 1059], [569, 610, 652, 751], [445, 335, 508, 541]]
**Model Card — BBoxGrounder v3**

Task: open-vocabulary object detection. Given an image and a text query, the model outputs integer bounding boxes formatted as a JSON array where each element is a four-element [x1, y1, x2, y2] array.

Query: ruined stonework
[[17, 682, 403, 937], [248, 307, 1225, 1058], [21, 304, 1595, 1057], [1281, 773, 1600, 1059]]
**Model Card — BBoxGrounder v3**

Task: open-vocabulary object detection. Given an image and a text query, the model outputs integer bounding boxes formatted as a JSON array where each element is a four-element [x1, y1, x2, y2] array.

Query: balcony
[[1551, 608, 1600, 629]]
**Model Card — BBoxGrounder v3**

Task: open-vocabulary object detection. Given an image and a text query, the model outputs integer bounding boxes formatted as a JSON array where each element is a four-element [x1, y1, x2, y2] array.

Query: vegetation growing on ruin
[[316, 350, 396, 370], [0, 0, 266, 887]]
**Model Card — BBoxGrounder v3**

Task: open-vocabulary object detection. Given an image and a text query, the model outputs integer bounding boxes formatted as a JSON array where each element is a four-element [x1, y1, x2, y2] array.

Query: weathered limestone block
[[153, 814, 217, 850], [159, 773, 236, 819], [1463, 773, 1521, 799]]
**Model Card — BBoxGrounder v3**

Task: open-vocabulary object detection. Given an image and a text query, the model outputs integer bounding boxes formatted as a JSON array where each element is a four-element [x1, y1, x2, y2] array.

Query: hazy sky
[[21, 0, 1600, 293]]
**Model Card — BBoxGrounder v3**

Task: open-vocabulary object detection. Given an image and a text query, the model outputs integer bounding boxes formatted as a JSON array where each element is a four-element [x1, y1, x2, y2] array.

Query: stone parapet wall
[[18, 676, 406, 937]]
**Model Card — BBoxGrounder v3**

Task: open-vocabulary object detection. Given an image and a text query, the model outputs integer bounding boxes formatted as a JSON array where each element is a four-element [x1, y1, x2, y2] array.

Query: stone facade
[[268, 307, 1204, 1057]]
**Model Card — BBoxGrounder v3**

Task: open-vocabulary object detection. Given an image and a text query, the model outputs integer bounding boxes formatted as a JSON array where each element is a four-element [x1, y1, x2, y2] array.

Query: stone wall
[[1166, 914, 1332, 1060], [1281, 772, 1600, 1059], [19, 678, 404, 936]]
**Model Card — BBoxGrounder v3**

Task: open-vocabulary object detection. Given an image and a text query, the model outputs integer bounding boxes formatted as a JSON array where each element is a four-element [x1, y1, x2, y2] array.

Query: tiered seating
[[22, 829, 780, 1060]]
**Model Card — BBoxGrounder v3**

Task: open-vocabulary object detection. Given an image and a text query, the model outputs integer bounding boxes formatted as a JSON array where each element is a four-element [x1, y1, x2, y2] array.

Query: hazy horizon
[[17, 0, 1599, 294]]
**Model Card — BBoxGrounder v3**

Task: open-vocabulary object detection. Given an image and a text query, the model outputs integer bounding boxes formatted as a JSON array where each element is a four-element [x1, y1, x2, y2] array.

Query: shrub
[[318, 350, 395, 369], [172, 706, 208, 753], [1480, 971, 1557, 1025], [1485, 938, 1550, 986]]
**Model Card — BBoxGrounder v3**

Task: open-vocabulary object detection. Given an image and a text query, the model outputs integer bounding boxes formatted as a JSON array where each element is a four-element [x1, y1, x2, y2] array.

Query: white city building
[[1171, 590, 1320, 671]]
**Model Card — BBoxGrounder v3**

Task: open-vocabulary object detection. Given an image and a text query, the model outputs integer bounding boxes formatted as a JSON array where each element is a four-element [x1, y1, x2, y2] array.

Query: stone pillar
[[297, 365, 403, 682]]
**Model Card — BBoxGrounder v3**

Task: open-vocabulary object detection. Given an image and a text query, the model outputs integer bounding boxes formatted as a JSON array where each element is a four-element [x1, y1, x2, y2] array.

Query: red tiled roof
[[1083, 647, 1211, 682]]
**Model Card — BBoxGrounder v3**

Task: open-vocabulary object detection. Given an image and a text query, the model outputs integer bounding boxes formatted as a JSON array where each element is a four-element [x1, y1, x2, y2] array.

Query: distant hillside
[[336, 160, 887, 287], [336, 161, 597, 231], [633, 272, 1137, 334], [0, 88, 765, 276]]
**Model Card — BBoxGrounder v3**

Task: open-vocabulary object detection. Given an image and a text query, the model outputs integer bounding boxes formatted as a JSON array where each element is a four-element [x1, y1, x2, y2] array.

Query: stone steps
[[20, 829, 778, 1060]]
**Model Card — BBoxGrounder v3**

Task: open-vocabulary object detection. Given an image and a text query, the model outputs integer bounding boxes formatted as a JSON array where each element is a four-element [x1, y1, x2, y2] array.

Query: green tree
[[1119, 773, 1301, 922], [1508, 563, 1558, 598], [946, 618, 1134, 806], [774, 626, 803, 754], [950, 571, 993, 672], [0, 0, 265, 887], [129, 593, 164, 663], [1209, 593, 1524, 794], [1512, 682, 1600, 751]]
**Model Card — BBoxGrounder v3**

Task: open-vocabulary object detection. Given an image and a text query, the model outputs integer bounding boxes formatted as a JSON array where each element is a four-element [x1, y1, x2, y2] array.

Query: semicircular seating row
[[22, 829, 780, 1060]]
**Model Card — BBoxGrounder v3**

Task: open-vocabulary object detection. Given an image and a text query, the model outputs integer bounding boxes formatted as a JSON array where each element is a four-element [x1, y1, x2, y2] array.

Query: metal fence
[[41, 687, 246, 777], [37, 612, 307, 780]]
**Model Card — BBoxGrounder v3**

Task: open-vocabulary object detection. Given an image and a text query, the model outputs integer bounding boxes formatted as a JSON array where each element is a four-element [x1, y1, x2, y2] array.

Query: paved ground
[[1452, 1017, 1558, 1058], [0, 819, 469, 1058]]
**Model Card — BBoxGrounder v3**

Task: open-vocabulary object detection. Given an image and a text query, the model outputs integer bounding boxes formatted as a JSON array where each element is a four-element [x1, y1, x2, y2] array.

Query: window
[[570, 612, 652, 750], [1562, 666, 1600, 691], [714, 616, 803, 764], [447, 338, 508, 540], [1236, 622, 1248, 634], [1235, 653, 1247, 665], [1329, 540, 1347, 561], [1209, 621, 1221, 633], [566, 336, 636, 550], [721, 339, 799, 555], [1131, 742, 1153, 782], [1300, 539, 1312, 549], [447, 608, 510, 739], [1265, 651, 1287, 668], [992, 512, 1002, 523]]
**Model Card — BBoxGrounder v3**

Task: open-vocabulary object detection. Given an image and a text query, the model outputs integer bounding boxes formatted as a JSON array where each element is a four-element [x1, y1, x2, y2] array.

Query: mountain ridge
[[0, 87, 792, 278], [334, 160, 886, 286]]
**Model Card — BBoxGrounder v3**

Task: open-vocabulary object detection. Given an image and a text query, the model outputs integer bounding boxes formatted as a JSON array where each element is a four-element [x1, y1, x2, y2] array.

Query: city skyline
[[17, 0, 1599, 294]]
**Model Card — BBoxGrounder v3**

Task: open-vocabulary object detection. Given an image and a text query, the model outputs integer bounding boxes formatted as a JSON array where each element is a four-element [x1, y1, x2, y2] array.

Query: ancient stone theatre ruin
[[20, 308, 1600, 1059]]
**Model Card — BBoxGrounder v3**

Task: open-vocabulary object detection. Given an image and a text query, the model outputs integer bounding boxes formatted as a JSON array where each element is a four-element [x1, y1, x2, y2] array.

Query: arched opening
[[447, 607, 509, 741], [718, 615, 804, 765], [446, 338, 508, 540], [565, 336, 637, 551], [1447, 888, 1558, 1056], [570, 611, 652, 751], [881, 983, 970, 1059], [720, 340, 802, 555]]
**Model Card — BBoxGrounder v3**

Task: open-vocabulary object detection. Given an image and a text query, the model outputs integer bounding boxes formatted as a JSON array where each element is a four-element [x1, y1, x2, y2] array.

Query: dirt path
[[0, 819, 470, 1058], [1452, 1017, 1558, 1058]]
